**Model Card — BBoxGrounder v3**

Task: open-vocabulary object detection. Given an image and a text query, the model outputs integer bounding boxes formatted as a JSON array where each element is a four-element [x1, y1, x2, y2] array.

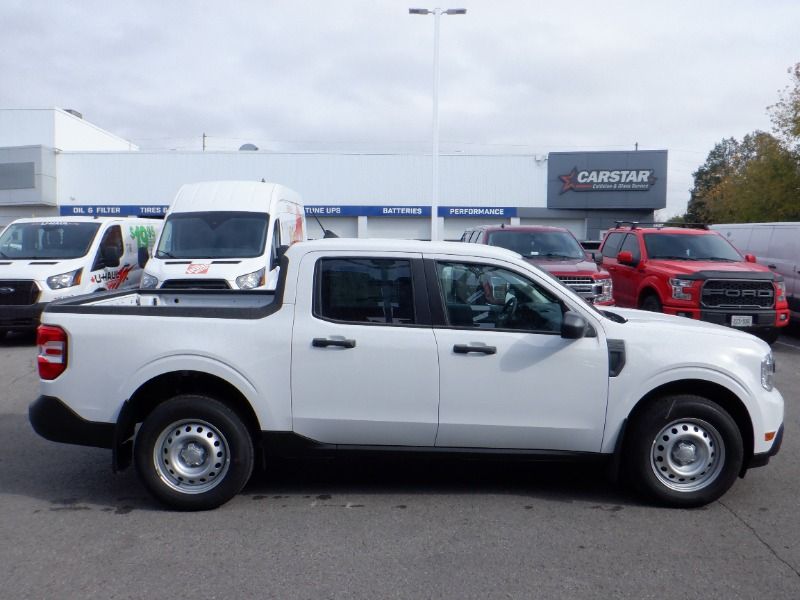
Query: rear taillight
[[37, 325, 68, 380]]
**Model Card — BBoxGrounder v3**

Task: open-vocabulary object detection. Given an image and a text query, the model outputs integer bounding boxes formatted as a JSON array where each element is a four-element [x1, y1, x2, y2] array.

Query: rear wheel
[[625, 395, 743, 507], [134, 394, 254, 510], [640, 293, 662, 313]]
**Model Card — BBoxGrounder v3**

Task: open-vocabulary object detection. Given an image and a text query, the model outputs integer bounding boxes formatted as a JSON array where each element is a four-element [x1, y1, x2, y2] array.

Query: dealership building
[[0, 108, 667, 240]]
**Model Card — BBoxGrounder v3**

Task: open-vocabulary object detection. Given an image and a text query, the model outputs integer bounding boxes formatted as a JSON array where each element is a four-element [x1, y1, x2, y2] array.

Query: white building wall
[[56, 151, 548, 209], [53, 109, 138, 151]]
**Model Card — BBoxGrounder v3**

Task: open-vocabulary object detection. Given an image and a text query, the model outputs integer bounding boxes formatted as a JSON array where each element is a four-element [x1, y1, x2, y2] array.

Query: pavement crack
[[718, 500, 800, 579]]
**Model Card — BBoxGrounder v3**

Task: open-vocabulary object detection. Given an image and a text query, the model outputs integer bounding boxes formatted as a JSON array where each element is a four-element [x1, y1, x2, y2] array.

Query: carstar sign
[[559, 168, 657, 193]]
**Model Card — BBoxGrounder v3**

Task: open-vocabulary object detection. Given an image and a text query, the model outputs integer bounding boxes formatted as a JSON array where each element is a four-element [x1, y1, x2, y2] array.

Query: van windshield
[[487, 230, 585, 259], [156, 211, 269, 259], [0, 222, 101, 259], [644, 233, 743, 261]]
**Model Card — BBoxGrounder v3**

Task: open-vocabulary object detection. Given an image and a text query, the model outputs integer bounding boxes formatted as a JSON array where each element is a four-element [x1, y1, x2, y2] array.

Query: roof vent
[[239, 143, 259, 151], [64, 109, 83, 119]]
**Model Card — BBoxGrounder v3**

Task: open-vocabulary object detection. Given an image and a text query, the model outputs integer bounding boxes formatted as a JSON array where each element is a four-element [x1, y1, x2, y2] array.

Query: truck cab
[[140, 181, 306, 291]]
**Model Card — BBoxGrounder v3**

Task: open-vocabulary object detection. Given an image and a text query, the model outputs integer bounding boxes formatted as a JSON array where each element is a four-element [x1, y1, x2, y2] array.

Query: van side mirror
[[617, 250, 637, 266], [137, 246, 150, 269], [561, 311, 587, 339], [745, 254, 757, 263], [272, 244, 290, 269], [100, 245, 121, 268]]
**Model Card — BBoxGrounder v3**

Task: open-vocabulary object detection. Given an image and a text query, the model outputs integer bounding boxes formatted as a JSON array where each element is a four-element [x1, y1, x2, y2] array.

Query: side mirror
[[272, 244, 290, 269], [745, 254, 757, 263], [137, 246, 150, 269], [561, 311, 587, 339], [617, 250, 637, 266], [100, 245, 121, 268], [591, 251, 603, 265]]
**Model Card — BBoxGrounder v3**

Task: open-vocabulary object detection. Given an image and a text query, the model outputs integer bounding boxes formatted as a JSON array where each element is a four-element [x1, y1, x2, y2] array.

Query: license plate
[[731, 315, 753, 327]]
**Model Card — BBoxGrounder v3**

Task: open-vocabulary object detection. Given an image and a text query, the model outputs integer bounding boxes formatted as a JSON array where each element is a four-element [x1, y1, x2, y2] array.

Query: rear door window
[[315, 258, 415, 325], [620, 234, 641, 262]]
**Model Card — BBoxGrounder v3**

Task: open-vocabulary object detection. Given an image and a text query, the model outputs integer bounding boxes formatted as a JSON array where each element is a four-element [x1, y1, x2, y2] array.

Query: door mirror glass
[[100, 244, 121, 268], [617, 250, 635, 266], [561, 311, 587, 339]]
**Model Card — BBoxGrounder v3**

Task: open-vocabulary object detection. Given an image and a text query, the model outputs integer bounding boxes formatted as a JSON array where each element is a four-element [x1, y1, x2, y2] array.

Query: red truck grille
[[701, 279, 774, 309], [0, 280, 40, 306]]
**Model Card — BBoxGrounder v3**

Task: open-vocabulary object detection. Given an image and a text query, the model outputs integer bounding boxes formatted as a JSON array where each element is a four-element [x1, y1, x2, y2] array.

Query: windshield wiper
[[652, 255, 699, 261], [158, 251, 178, 259], [702, 257, 737, 262], [541, 253, 576, 259]]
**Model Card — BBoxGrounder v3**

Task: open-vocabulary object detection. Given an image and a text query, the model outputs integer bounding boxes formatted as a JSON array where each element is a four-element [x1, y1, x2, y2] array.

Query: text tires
[[134, 394, 254, 510], [625, 395, 743, 508]]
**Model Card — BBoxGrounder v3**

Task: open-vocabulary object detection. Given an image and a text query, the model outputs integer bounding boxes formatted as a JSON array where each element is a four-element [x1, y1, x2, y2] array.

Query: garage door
[[367, 217, 430, 240]]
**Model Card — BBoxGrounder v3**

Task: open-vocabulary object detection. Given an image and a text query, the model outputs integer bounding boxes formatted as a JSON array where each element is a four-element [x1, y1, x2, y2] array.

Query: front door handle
[[312, 338, 356, 349], [453, 344, 496, 355], [768, 264, 777, 270]]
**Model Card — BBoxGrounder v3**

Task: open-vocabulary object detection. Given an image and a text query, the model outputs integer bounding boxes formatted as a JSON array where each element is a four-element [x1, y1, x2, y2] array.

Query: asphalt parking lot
[[1, 330, 799, 599]]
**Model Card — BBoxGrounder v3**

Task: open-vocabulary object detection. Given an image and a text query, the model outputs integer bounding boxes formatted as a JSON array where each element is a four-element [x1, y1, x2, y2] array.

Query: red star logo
[[559, 167, 579, 194]]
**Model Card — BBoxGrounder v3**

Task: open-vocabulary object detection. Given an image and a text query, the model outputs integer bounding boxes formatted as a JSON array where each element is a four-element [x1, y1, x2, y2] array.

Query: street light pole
[[410, 7, 466, 241]]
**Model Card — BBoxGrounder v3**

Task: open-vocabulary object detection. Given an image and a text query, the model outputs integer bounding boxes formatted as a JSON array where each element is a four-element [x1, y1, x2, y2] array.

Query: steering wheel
[[498, 296, 518, 327]]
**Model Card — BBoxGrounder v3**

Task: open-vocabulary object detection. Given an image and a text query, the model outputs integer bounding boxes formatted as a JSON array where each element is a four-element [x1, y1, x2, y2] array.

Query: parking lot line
[[776, 339, 800, 351]]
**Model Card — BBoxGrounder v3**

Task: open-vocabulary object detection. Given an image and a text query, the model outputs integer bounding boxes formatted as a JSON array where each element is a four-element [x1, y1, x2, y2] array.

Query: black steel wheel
[[134, 394, 254, 510], [625, 395, 743, 507]]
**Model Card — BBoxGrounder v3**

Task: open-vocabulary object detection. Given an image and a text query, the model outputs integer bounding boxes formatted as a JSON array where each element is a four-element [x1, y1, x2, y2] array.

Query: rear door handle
[[453, 344, 496, 355], [312, 338, 356, 349]]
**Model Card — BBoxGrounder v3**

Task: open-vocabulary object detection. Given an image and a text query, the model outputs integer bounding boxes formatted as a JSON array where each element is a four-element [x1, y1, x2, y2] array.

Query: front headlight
[[236, 267, 265, 290], [140, 273, 159, 289], [776, 281, 786, 303], [669, 278, 694, 300], [47, 268, 83, 290], [761, 352, 775, 391], [592, 277, 613, 303]]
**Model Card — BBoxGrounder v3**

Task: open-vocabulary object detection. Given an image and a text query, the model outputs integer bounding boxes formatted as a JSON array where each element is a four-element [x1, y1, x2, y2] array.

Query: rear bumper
[[0, 303, 47, 330], [29, 395, 114, 449], [747, 423, 784, 470]]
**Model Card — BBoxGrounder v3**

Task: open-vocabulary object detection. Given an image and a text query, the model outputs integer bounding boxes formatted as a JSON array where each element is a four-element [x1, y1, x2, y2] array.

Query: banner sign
[[60, 205, 169, 217], [305, 205, 431, 217], [439, 206, 517, 218]]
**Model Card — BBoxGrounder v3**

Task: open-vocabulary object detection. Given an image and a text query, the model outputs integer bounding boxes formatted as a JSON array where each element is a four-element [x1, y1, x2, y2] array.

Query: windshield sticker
[[186, 264, 210, 275]]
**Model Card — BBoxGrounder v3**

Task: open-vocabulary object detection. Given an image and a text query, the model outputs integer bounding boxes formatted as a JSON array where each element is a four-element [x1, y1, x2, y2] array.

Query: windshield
[[644, 233, 743, 261], [156, 211, 269, 259], [487, 230, 585, 259], [0, 222, 100, 259]]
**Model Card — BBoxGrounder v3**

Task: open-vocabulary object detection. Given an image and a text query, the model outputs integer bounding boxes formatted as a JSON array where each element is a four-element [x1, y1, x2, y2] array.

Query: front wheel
[[625, 395, 743, 507], [640, 294, 662, 313], [134, 395, 254, 510]]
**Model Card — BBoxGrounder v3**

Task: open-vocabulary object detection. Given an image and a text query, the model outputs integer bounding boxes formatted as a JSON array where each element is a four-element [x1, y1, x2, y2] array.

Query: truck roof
[[170, 181, 298, 214], [291, 238, 523, 261]]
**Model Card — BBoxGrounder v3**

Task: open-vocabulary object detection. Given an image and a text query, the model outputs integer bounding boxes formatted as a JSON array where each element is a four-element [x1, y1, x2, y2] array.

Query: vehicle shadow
[[1, 413, 639, 513]]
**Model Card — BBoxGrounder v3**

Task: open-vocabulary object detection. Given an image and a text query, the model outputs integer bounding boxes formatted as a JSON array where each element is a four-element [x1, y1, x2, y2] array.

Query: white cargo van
[[0, 216, 160, 336], [141, 181, 305, 291], [711, 222, 800, 320]]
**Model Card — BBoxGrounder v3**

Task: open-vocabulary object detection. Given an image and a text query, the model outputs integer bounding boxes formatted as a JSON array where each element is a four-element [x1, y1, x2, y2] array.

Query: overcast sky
[[2, 0, 798, 216]]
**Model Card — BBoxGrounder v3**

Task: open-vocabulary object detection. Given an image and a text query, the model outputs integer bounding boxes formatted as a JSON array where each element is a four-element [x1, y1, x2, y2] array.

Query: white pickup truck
[[29, 239, 784, 510]]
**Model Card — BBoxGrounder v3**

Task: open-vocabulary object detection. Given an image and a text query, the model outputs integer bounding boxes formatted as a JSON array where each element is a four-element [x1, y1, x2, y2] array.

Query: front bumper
[[0, 302, 47, 330], [747, 423, 784, 470], [662, 305, 788, 331], [29, 395, 114, 449]]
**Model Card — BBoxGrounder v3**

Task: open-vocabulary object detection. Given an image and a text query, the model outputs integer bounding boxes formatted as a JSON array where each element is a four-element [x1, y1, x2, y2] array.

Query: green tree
[[768, 63, 800, 149]]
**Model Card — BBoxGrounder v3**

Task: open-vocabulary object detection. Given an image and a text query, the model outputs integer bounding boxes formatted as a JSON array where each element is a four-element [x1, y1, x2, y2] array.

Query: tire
[[756, 328, 780, 345], [0, 329, 7, 341], [134, 394, 254, 510], [625, 395, 743, 508], [640, 293, 662, 313]]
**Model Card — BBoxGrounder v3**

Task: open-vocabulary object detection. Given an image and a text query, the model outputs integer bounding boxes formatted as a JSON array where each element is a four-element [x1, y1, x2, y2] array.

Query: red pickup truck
[[598, 223, 789, 343], [460, 225, 614, 306]]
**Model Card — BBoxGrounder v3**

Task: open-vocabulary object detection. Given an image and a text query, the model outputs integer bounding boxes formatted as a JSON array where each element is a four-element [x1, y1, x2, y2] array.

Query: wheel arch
[[622, 379, 754, 474], [113, 370, 261, 471], [637, 282, 662, 308]]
